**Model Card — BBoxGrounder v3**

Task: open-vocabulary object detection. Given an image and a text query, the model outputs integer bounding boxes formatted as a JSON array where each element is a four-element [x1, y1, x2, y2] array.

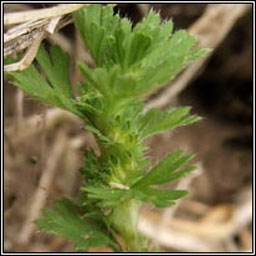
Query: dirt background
[[3, 3, 253, 253]]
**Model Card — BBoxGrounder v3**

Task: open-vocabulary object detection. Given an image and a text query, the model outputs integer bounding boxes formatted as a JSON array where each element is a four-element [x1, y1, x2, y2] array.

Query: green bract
[[5, 4, 209, 252]]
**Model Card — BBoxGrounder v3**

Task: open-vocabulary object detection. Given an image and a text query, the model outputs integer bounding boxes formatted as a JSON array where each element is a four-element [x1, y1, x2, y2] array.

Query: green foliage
[[139, 107, 201, 139], [5, 4, 208, 252], [35, 199, 120, 251], [74, 4, 208, 97], [6, 46, 82, 117], [133, 150, 196, 187], [132, 187, 187, 208]]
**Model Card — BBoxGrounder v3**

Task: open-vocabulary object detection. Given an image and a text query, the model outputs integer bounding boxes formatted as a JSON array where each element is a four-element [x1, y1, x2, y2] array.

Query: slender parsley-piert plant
[[6, 4, 208, 252]]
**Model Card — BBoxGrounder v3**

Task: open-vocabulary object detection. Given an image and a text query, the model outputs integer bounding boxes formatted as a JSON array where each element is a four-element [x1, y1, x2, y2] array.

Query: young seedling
[[5, 4, 209, 252]]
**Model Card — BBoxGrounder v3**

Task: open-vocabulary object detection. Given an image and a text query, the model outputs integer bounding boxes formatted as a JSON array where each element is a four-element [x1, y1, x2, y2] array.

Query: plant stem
[[108, 198, 147, 251], [92, 101, 147, 251]]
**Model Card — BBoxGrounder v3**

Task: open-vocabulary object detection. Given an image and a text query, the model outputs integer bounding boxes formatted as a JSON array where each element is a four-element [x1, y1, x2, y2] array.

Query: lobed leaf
[[36, 46, 74, 99], [35, 199, 120, 251], [133, 150, 195, 187], [74, 4, 209, 98], [83, 186, 127, 208], [132, 187, 188, 207], [6, 46, 82, 117], [139, 107, 201, 139]]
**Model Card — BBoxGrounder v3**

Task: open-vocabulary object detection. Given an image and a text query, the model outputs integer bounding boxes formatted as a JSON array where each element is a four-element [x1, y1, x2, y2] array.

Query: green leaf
[[6, 61, 60, 107], [35, 199, 120, 251], [6, 46, 82, 117], [78, 62, 110, 97], [80, 150, 108, 184], [74, 4, 208, 98], [36, 45, 74, 98], [85, 125, 110, 144], [164, 165, 196, 183], [133, 150, 195, 187], [132, 31, 201, 96], [82, 186, 127, 207], [74, 4, 124, 68], [122, 32, 151, 70], [79, 61, 141, 99], [132, 187, 188, 207], [139, 106, 201, 138]]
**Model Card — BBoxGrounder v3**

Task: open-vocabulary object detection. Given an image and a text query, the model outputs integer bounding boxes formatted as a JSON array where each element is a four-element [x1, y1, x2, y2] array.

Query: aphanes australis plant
[[5, 4, 209, 252]]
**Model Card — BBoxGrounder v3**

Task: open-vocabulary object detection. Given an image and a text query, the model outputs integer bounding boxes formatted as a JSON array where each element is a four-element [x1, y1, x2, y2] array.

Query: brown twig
[[4, 4, 86, 71], [17, 132, 67, 244], [57, 136, 85, 195], [4, 30, 45, 71], [15, 88, 24, 132], [48, 32, 73, 55], [137, 4, 150, 16], [4, 19, 48, 44], [139, 186, 252, 251], [4, 14, 71, 72], [4, 108, 81, 145]]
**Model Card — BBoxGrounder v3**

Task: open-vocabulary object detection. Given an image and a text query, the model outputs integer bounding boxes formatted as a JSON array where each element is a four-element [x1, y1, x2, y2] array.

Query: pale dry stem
[[17, 132, 68, 244], [4, 4, 87, 71], [4, 4, 88, 25]]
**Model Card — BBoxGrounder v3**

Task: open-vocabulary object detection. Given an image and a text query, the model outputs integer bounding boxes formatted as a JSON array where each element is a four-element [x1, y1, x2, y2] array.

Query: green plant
[[5, 4, 208, 252]]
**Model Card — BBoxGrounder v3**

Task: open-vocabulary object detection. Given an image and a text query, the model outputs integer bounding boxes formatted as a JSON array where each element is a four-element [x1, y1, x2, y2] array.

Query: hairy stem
[[108, 199, 147, 251]]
